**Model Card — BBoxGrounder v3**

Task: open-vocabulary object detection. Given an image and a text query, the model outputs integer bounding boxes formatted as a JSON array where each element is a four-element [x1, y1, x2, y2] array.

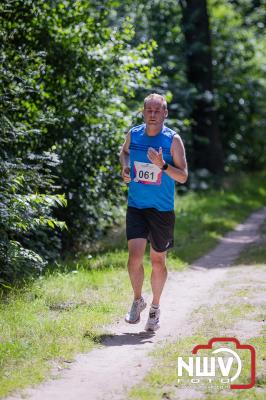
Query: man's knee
[[128, 253, 144, 267], [151, 262, 167, 273], [128, 238, 146, 264], [150, 250, 166, 268], [128, 248, 144, 267]]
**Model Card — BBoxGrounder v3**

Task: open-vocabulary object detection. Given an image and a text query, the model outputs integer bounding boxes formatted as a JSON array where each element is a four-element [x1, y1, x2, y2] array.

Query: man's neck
[[145, 124, 164, 136]]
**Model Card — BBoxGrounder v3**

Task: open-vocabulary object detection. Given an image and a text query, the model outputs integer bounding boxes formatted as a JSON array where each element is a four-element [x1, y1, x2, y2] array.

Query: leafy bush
[[0, 0, 66, 285], [210, 0, 266, 172]]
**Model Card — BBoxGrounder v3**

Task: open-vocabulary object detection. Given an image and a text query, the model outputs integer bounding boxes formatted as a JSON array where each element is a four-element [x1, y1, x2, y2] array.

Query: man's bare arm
[[146, 135, 188, 183], [119, 131, 131, 183], [165, 135, 188, 183]]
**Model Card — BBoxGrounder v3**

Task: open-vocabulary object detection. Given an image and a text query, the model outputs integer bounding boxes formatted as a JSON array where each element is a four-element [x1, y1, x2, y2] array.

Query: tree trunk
[[180, 0, 224, 174]]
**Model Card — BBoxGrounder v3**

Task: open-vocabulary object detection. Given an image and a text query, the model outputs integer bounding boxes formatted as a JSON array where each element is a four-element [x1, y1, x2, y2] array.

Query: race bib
[[133, 161, 162, 185]]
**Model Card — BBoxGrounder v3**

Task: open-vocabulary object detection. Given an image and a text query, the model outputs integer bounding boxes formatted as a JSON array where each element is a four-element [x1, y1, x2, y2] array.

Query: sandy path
[[5, 206, 266, 400]]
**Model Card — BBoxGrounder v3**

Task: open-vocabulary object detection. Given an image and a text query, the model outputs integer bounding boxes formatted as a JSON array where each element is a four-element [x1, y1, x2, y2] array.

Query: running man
[[119, 93, 188, 331]]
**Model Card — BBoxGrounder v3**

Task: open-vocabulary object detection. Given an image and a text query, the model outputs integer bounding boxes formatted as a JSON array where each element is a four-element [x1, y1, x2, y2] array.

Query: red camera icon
[[192, 337, 256, 389]]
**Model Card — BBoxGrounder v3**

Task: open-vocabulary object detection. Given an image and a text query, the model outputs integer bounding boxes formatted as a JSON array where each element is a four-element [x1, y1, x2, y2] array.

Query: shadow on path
[[95, 331, 156, 347]]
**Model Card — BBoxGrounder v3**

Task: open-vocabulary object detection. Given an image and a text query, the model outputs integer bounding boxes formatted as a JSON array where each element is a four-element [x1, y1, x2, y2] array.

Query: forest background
[[1, 0, 266, 285]]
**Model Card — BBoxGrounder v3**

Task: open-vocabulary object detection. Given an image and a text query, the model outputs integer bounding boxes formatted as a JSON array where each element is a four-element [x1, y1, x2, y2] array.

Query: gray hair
[[143, 93, 167, 110]]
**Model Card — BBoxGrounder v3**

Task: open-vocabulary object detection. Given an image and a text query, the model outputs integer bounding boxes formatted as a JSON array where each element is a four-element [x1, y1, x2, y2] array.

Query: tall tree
[[180, 0, 224, 174]]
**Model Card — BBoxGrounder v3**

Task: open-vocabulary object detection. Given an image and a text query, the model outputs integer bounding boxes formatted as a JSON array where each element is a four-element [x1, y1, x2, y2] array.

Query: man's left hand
[[147, 147, 164, 169]]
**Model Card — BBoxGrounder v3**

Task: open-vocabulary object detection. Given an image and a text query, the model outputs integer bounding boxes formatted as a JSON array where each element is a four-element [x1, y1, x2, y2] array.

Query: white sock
[[151, 304, 159, 309]]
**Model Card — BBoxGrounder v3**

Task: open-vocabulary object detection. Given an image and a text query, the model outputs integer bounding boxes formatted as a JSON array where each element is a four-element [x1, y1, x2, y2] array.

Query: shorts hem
[[151, 243, 174, 253], [127, 235, 148, 241]]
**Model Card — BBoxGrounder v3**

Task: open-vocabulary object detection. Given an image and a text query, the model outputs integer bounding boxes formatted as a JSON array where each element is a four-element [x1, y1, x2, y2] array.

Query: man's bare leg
[[150, 247, 167, 306], [127, 238, 147, 300]]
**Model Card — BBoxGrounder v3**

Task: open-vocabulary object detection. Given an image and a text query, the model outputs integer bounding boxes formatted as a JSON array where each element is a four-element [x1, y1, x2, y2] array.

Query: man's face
[[143, 99, 168, 129]]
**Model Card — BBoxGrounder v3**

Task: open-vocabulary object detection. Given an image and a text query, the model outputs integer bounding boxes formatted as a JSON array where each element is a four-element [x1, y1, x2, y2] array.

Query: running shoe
[[125, 297, 147, 324], [145, 306, 160, 331]]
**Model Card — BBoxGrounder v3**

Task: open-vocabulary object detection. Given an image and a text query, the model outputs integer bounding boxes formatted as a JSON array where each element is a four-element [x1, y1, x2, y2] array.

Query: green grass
[[0, 266, 130, 396], [0, 172, 266, 398]]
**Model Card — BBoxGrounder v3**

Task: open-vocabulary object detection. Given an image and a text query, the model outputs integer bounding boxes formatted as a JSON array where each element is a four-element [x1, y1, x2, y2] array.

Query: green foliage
[[209, 0, 266, 172], [0, 0, 158, 279], [1, 0, 266, 279], [9, 0, 157, 252], [0, 0, 66, 284], [113, 0, 266, 174], [111, 0, 193, 140]]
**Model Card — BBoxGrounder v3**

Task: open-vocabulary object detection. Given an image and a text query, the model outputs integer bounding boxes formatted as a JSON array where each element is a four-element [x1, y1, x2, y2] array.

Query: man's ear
[[164, 109, 168, 118]]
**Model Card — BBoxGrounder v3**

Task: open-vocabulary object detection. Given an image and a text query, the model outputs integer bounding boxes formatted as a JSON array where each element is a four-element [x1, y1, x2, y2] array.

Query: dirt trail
[[5, 207, 266, 400]]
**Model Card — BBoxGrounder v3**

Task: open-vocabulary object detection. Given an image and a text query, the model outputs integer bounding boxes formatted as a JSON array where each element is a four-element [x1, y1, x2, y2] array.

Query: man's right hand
[[122, 166, 131, 183]]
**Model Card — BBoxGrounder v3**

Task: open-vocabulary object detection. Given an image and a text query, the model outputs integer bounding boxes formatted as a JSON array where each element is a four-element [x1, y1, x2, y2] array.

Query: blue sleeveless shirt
[[128, 124, 176, 211]]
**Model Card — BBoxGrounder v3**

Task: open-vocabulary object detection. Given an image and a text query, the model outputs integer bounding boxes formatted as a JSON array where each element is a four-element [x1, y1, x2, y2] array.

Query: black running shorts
[[126, 206, 175, 253]]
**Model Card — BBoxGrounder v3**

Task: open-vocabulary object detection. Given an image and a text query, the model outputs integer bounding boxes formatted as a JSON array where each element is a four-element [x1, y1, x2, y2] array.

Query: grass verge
[[0, 265, 128, 397], [0, 172, 266, 398]]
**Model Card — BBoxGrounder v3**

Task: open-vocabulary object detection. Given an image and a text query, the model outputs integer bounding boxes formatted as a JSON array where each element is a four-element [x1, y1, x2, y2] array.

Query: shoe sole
[[125, 303, 147, 324]]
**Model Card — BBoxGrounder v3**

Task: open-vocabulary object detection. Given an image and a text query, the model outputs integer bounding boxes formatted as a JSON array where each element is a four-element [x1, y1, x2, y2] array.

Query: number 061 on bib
[[133, 161, 162, 185]]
